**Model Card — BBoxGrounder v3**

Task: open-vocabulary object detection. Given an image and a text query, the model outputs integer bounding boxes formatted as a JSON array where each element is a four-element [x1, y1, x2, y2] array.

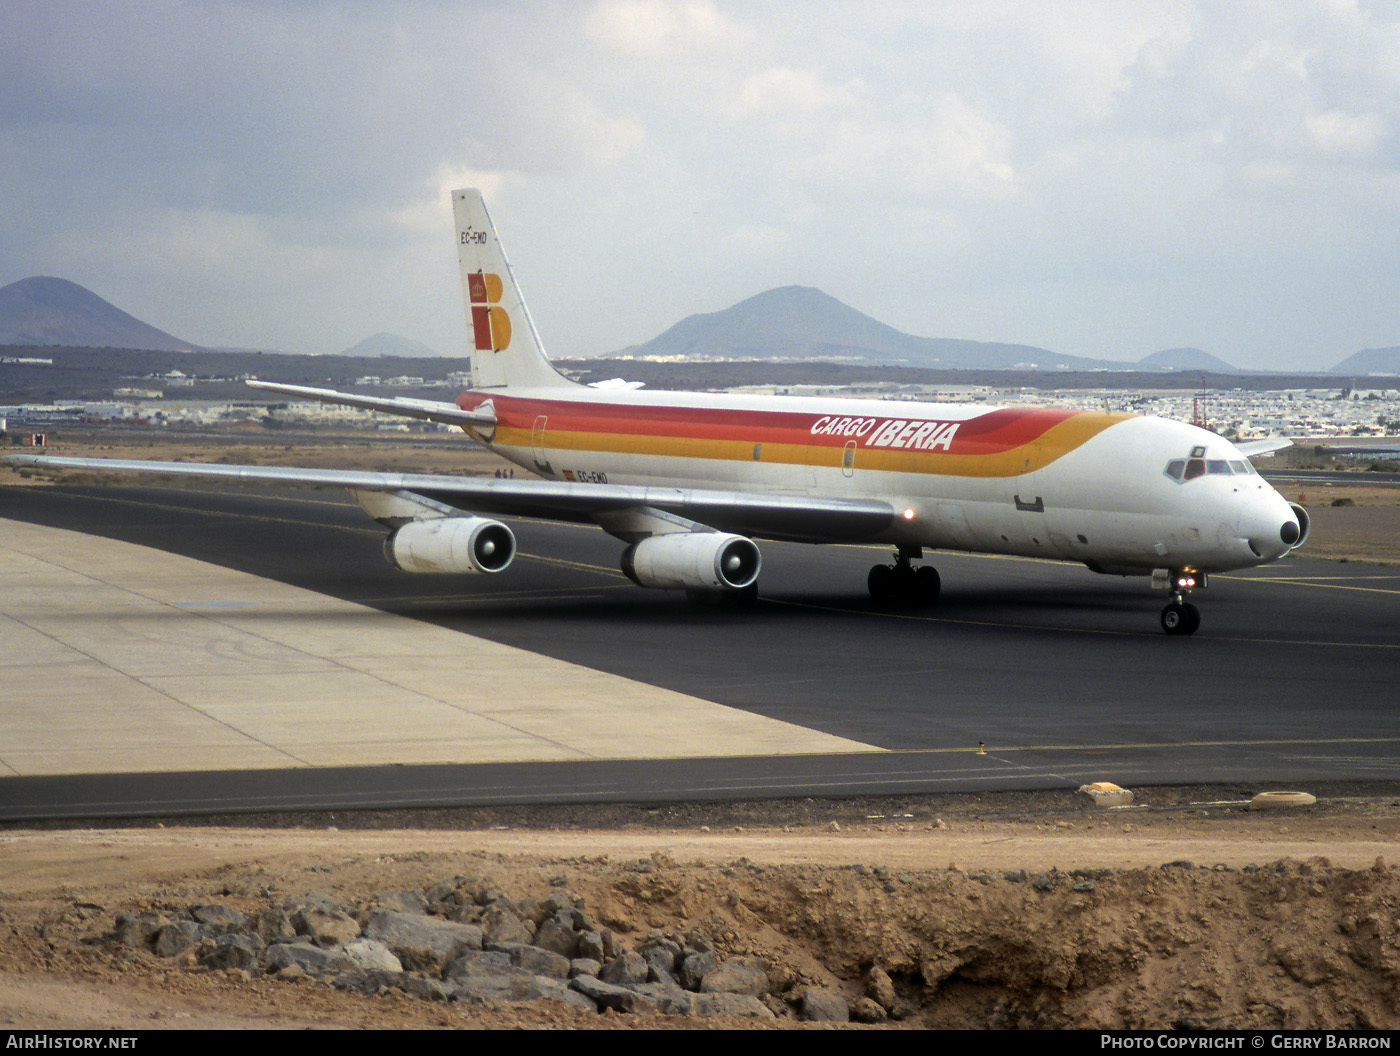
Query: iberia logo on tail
[[467, 272, 511, 353]]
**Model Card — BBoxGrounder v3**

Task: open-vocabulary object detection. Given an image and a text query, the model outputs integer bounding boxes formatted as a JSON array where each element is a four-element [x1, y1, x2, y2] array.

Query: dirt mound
[[2, 803, 1398, 1029]]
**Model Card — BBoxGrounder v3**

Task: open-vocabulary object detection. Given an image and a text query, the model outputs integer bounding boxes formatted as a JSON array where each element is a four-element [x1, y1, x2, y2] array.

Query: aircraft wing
[[1236, 437, 1293, 457], [245, 380, 495, 429], [4, 454, 896, 544]]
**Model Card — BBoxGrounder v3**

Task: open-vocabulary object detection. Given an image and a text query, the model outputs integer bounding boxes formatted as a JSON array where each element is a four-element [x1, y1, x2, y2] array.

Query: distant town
[[3, 273, 1398, 464], [4, 346, 1398, 467]]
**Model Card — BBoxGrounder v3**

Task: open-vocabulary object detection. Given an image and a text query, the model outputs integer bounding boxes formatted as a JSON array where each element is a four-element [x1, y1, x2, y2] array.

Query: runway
[[3, 482, 1399, 819]]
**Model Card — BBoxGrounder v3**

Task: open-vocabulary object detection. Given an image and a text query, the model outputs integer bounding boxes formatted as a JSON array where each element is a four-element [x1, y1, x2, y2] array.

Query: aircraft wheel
[[1182, 602, 1201, 634], [868, 564, 896, 603], [1161, 601, 1200, 636], [914, 565, 941, 605]]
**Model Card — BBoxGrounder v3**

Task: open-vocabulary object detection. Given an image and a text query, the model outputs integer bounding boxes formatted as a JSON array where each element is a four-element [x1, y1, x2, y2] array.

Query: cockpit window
[[1167, 452, 1258, 484]]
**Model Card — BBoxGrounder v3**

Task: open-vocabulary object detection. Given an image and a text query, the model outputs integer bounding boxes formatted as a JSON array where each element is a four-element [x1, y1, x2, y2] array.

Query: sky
[[2, 0, 1398, 371]]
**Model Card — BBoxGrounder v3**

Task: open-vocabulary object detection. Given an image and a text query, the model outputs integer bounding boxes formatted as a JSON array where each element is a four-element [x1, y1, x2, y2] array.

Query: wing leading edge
[[5, 454, 895, 544], [1236, 437, 1294, 457], [245, 380, 495, 430]]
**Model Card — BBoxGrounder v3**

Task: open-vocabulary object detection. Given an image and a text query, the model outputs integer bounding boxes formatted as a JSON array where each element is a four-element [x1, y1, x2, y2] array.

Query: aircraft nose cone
[[1242, 495, 1308, 562]]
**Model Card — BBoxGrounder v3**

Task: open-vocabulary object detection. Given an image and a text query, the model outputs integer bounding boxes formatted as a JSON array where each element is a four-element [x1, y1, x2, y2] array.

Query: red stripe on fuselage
[[456, 393, 1081, 456], [946, 407, 1079, 454]]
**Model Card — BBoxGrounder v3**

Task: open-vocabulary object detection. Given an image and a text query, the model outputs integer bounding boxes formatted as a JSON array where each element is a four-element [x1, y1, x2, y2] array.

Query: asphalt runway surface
[[4, 482, 1400, 817]]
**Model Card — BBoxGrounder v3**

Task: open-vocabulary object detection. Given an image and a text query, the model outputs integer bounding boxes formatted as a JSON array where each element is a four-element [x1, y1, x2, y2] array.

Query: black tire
[[1181, 602, 1201, 635], [868, 564, 896, 602], [914, 565, 941, 605], [1161, 602, 1184, 634], [1161, 601, 1200, 636]]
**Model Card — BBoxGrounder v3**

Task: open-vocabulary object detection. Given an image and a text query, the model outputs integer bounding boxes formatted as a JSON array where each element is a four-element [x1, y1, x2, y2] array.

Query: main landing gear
[[1159, 570, 1202, 636], [868, 547, 941, 605]]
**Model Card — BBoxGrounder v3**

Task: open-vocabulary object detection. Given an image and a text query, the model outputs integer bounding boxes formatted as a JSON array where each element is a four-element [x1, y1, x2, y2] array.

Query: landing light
[[902, 507, 916, 520]]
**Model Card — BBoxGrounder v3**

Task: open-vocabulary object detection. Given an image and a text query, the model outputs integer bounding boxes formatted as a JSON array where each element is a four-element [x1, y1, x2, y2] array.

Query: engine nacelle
[[1285, 502, 1311, 550], [621, 532, 761, 592], [384, 517, 515, 574]]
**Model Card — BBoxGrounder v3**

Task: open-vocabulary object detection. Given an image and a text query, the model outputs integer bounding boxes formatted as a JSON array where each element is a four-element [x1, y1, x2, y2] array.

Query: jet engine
[[621, 532, 761, 592], [384, 516, 515, 574], [1283, 502, 1311, 550]]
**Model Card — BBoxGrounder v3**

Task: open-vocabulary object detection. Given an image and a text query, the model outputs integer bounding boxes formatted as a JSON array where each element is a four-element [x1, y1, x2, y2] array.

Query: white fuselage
[[460, 386, 1302, 575]]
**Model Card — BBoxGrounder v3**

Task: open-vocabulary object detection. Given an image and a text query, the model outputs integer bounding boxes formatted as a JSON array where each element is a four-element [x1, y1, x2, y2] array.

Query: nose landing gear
[[1160, 599, 1200, 635], [1158, 569, 1203, 636], [868, 547, 941, 605]]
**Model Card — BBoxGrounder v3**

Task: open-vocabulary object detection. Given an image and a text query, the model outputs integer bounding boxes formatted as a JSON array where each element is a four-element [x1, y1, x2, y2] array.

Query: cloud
[[728, 66, 867, 122], [586, 0, 743, 57], [1305, 108, 1387, 157], [804, 94, 1017, 199], [1, 0, 1397, 367]]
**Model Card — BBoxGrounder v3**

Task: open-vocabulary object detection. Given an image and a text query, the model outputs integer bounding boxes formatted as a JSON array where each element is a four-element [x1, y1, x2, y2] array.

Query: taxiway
[[3, 483, 1398, 819]]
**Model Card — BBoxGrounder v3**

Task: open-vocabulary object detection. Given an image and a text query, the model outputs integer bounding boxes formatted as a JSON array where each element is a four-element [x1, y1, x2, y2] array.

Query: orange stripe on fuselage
[[457, 394, 1132, 477]]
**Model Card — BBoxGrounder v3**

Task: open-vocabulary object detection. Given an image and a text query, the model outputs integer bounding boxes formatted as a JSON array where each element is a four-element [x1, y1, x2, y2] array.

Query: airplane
[[6, 189, 1308, 635]]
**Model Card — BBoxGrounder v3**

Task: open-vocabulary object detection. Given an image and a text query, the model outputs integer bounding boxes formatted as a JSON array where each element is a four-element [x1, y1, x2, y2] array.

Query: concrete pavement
[[0, 517, 877, 777]]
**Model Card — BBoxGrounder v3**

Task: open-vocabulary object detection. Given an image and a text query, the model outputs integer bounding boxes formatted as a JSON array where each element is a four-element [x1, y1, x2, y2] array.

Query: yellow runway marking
[[34, 488, 385, 535], [518, 552, 630, 578], [655, 736, 1400, 761], [769, 596, 1135, 638], [1240, 574, 1400, 580], [1219, 574, 1400, 596], [768, 596, 1400, 649], [395, 590, 621, 606], [848, 736, 1400, 757]]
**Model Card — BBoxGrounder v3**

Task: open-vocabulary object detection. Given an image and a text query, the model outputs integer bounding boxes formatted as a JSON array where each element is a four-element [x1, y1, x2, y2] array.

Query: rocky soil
[[3, 787, 1399, 1030]]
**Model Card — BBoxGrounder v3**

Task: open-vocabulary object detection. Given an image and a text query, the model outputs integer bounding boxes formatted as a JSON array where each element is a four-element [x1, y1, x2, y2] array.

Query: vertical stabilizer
[[453, 189, 575, 390]]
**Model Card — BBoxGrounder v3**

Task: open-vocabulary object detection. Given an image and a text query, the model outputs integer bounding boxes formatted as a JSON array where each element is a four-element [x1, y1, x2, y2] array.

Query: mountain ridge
[[5, 274, 1396, 374], [337, 332, 443, 358], [1331, 347, 1400, 376], [615, 286, 1113, 371], [0, 276, 199, 352]]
